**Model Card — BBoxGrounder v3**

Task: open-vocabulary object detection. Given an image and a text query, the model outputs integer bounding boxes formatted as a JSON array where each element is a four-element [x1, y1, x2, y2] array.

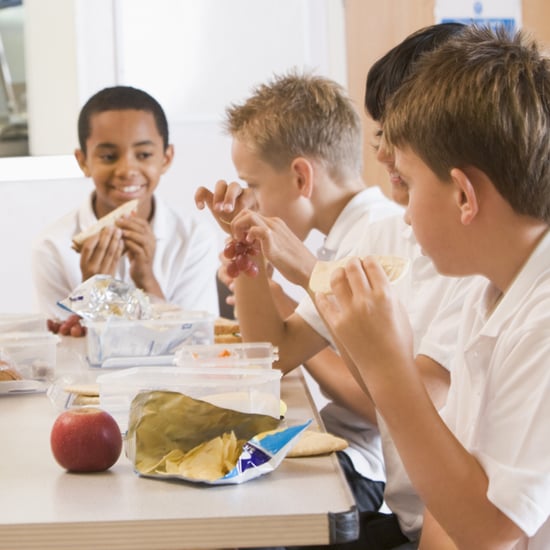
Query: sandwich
[[214, 317, 242, 344], [309, 255, 409, 294], [72, 199, 139, 252]]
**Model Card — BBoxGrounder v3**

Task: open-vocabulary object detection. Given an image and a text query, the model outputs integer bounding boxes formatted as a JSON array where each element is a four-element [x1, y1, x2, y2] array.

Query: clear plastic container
[[85, 311, 215, 367], [174, 342, 278, 369], [97, 365, 282, 432], [0, 313, 47, 333], [0, 331, 59, 382]]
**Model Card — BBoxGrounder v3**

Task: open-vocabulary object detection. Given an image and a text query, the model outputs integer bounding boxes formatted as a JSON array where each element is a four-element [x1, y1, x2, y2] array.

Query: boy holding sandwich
[[317, 26, 550, 548], [32, 86, 219, 327]]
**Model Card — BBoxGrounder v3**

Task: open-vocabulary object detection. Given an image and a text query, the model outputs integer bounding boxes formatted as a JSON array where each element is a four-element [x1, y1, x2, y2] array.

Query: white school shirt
[[31, 194, 220, 318], [297, 203, 453, 485], [295, 188, 402, 483], [442, 231, 550, 549], [299, 212, 466, 516], [380, 274, 483, 540]]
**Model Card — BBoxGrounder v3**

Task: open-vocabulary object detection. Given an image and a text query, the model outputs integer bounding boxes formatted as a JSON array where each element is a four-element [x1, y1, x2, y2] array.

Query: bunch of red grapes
[[223, 239, 260, 278], [47, 314, 87, 337]]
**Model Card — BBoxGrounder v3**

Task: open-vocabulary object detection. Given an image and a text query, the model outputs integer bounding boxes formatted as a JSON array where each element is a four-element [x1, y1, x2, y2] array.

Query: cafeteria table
[[0, 336, 359, 550]]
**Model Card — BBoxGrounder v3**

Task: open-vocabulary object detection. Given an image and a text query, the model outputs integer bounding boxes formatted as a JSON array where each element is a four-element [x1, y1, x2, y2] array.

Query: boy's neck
[[313, 176, 367, 235]]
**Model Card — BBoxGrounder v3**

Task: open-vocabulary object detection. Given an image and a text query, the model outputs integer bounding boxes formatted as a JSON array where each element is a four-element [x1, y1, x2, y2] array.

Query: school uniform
[[297, 213, 475, 546], [31, 194, 220, 317], [443, 230, 550, 549]]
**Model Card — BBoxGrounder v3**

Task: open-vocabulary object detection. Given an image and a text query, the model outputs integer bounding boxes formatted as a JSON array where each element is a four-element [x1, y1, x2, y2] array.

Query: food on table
[[50, 407, 122, 472], [148, 431, 244, 481], [214, 317, 241, 343], [63, 383, 100, 406], [47, 314, 87, 337], [286, 429, 348, 457], [0, 361, 22, 381], [309, 255, 410, 294]]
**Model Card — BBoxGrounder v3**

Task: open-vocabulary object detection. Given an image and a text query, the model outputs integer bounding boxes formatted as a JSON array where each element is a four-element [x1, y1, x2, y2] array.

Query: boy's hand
[[115, 215, 160, 294], [79, 226, 124, 281], [195, 180, 257, 233], [230, 209, 317, 288], [315, 256, 413, 380]]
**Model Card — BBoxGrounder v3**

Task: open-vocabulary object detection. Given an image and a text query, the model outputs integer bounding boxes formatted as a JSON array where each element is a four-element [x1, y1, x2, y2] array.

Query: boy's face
[[395, 146, 465, 275], [75, 109, 173, 219], [373, 126, 409, 207], [231, 138, 312, 240]]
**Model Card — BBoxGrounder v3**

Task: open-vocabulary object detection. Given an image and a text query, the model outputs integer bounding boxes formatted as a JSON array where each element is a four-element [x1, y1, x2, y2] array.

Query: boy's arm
[[269, 277, 378, 421], [419, 511, 458, 550], [233, 253, 328, 374], [316, 257, 524, 549]]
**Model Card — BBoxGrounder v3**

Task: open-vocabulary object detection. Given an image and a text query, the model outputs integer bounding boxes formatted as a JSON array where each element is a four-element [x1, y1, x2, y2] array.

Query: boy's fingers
[[194, 186, 213, 209], [212, 179, 230, 209], [361, 256, 391, 289]]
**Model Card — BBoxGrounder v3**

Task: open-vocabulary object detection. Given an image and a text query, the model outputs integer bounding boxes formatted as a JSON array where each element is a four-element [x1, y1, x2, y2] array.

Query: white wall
[[0, 0, 344, 313]]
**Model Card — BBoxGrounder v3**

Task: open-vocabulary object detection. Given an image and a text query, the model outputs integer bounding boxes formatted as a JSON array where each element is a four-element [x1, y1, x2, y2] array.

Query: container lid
[[0, 331, 60, 343], [97, 365, 282, 388]]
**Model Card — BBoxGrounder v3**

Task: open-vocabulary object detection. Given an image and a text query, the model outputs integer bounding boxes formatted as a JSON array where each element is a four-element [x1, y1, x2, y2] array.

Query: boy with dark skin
[[33, 86, 219, 334]]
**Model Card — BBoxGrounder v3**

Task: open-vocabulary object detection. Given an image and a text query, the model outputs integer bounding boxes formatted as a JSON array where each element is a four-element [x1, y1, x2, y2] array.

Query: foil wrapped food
[[57, 275, 152, 321]]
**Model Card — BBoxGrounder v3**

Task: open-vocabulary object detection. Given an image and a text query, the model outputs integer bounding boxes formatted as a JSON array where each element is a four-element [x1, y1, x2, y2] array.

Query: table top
[[0, 337, 358, 550]]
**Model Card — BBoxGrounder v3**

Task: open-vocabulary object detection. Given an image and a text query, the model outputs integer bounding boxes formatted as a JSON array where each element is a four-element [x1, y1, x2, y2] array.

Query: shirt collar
[[477, 229, 550, 337], [318, 187, 387, 260]]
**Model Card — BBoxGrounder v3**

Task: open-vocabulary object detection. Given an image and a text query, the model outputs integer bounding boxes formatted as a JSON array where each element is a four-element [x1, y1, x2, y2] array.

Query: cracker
[[63, 383, 99, 397], [309, 255, 409, 294], [286, 430, 348, 458]]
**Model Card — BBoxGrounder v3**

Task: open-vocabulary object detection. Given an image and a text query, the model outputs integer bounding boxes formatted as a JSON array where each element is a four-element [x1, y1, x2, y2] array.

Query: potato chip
[[150, 432, 244, 481]]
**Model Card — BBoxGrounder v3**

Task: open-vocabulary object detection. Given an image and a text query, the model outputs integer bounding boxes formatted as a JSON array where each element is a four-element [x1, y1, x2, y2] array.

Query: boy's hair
[[384, 25, 550, 223], [77, 86, 169, 153], [365, 22, 465, 121], [224, 71, 363, 182]]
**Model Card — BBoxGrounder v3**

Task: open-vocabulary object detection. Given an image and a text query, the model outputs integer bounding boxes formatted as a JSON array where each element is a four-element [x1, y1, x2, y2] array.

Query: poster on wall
[[435, 0, 521, 32]]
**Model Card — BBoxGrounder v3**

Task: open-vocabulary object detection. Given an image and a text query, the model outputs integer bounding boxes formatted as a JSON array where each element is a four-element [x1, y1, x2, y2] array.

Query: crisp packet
[[126, 390, 311, 485], [57, 275, 152, 321]]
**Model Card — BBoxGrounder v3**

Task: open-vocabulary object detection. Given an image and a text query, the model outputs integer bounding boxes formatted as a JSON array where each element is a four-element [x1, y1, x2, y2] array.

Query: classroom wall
[[345, 0, 550, 197]]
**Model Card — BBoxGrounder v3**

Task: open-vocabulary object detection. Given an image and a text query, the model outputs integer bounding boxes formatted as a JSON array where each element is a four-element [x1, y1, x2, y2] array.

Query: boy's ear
[[291, 157, 314, 198], [74, 148, 90, 177], [450, 167, 479, 225], [161, 144, 175, 174]]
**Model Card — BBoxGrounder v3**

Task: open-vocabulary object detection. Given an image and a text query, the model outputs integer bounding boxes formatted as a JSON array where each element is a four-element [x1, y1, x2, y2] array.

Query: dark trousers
[[243, 454, 413, 550]]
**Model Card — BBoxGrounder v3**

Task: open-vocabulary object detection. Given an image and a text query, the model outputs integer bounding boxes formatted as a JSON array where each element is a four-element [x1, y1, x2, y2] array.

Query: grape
[[223, 241, 236, 259], [235, 253, 252, 271], [226, 261, 240, 278], [223, 238, 259, 279], [245, 263, 260, 277], [234, 241, 249, 255]]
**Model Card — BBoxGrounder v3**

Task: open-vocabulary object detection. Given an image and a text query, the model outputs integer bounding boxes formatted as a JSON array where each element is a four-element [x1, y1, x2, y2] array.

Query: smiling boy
[[317, 26, 550, 548], [32, 86, 219, 319]]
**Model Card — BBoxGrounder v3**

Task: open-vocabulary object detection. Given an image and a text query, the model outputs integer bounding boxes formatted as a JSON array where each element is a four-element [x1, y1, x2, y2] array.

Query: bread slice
[[309, 255, 409, 294], [0, 366, 22, 381], [214, 317, 241, 343], [72, 199, 139, 251]]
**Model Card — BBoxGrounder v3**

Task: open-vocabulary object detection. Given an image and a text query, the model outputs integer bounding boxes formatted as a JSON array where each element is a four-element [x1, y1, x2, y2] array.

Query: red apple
[[50, 408, 122, 472]]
